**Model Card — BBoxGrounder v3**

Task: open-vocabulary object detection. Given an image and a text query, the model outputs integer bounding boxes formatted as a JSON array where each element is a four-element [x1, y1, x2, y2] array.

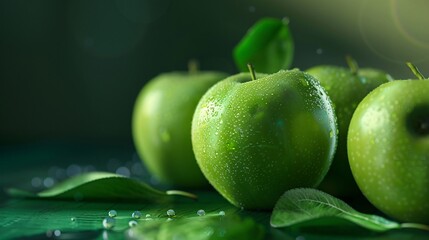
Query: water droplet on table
[[167, 209, 175, 217], [108, 210, 117, 217], [31, 177, 42, 188], [128, 220, 138, 227], [197, 209, 205, 216], [116, 166, 130, 177], [103, 217, 116, 229], [54, 230, 61, 237], [43, 177, 55, 188], [132, 211, 142, 219]]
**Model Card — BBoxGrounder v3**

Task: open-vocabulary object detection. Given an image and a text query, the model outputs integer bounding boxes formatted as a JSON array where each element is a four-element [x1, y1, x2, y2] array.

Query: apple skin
[[307, 66, 391, 197], [132, 71, 228, 188], [348, 80, 429, 224], [192, 69, 337, 209], [359, 68, 394, 92]]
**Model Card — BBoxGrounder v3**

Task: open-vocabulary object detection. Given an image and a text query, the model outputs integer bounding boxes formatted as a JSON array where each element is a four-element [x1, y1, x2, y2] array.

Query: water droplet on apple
[[300, 78, 309, 86]]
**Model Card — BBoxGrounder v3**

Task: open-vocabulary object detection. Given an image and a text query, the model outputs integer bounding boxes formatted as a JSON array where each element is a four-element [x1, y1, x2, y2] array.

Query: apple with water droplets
[[192, 67, 337, 209], [132, 68, 227, 188], [348, 63, 429, 224], [307, 58, 392, 197]]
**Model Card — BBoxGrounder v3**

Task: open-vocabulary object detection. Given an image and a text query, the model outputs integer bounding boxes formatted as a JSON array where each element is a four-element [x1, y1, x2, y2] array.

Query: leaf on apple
[[270, 188, 429, 232], [6, 172, 197, 203], [233, 18, 294, 74]]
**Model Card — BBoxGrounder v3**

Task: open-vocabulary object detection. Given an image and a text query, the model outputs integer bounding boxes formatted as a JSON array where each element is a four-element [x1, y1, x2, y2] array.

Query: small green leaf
[[7, 172, 196, 202], [233, 18, 294, 74], [270, 188, 429, 232], [130, 213, 265, 240]]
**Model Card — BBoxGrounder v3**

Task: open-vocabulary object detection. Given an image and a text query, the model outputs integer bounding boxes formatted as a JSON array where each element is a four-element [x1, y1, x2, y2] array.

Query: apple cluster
[[131, 18, 428, 224]]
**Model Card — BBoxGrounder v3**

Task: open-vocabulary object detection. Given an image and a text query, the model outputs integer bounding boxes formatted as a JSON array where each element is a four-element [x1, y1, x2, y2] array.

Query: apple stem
[[346, 55, 359, 75], [188, 59, 199, 74], [247, 63, 257, 81], [406, 62, 425, 80], [400, 223, 429, 231]]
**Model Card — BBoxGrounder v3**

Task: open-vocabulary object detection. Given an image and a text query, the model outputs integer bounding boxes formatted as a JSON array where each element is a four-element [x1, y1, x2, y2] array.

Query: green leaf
[[271, 188, 429, 232], [130, 213, 265, 240], [233, 18, 294, 74], [7, 172, 196, 202]]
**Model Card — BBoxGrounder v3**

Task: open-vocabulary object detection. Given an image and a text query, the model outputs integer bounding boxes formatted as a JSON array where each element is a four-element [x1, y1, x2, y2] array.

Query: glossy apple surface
[[307, 66, 391, 196], [132, 71, 227, 188], [192, 69, 337, 209], [348, 80, 429, 224]]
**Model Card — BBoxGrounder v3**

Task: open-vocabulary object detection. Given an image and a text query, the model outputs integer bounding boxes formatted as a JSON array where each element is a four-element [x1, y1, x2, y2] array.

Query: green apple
[[348, 63, 429, 224], [192, 68, 337, 209], [132, 69, 227, 188], [359, 68, 394, 93], [307, 61, 392, 197]]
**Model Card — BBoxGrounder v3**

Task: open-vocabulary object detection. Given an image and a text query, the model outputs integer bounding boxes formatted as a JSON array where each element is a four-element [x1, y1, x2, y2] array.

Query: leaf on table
[[130, 213, 265, 240], [6, 172, 197, 202], [233, 17, 294, 74], [270, 188, 404, 232]]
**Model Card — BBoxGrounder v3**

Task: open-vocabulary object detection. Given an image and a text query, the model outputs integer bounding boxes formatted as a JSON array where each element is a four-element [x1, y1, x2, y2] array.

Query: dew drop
[[66, 164, 82, 177], [128, 220, 138, 227], [218, 211, 225, 216], [132, 211, 142, 219], [102, 217, 116, 229], [102, 230, 109, 240], [316, 48, 323, 55], [116, 166, 130, 177], [329, 130, 334, 138], [145, 214, 151, 218], [167, 217, 173, 221], [54, 230, 61, 237], [31, 177, 42, 188], [108, 210, 117, 217], [43, 177, 55, 188], [167, 209, 175, 217], [197, 209, 205, 216], [71, 217, 76, 222], [300, 78, 309, 86]]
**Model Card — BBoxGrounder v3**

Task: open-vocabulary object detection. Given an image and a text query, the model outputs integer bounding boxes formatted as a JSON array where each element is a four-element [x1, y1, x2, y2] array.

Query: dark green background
[[1, 0, 428, 148]]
